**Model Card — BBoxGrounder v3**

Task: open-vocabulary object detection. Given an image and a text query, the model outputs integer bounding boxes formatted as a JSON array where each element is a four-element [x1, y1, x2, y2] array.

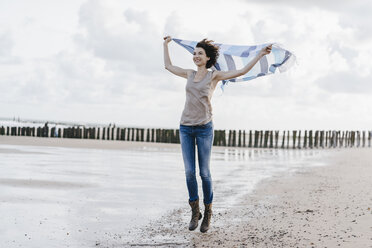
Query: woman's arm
[[163, 36, 191, 79], [213, 44, 272, 81]]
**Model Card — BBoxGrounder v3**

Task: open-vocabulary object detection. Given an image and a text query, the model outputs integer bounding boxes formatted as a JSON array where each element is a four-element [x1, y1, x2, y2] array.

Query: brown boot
[[188, 199, 202, 231], [200, 202, 212, 233]]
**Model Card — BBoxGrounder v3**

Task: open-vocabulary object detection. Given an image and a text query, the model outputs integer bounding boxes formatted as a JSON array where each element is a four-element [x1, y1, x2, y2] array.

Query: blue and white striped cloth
[[172, 38, 295, 89]]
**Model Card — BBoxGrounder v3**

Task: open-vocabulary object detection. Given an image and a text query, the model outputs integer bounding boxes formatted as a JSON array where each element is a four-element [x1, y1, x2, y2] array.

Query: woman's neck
[[196, 66, 208, 73]]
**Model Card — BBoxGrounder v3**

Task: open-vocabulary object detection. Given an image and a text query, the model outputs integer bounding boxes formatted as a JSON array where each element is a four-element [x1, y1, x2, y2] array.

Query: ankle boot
[[188, 199, 202, 231], [200, 202, 212, 233]]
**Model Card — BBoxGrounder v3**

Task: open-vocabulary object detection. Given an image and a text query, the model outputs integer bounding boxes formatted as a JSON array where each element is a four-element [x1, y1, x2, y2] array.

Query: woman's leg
[[179, 125, 198, 202], [195, 121, 214, 204]]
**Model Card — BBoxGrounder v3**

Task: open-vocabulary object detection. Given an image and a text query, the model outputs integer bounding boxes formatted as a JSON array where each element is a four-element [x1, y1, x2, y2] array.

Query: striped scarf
[[172, 38, 295, 90]]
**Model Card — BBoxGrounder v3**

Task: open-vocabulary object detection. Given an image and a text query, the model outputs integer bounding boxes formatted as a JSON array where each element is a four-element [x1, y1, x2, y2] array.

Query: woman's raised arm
[[213, 44, 272, 82], [163, 36, 192, 79]]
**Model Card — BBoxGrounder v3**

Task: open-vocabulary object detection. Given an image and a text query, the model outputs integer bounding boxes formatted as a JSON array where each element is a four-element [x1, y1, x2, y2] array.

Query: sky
[[0, 0, 371, 130]]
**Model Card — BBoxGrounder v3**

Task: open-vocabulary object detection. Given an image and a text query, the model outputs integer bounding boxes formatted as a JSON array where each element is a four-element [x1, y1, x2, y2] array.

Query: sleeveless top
[[180, 70, 217, 126]]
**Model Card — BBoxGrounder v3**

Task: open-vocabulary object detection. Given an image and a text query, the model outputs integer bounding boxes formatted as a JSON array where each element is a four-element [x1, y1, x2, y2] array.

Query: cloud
[[1, 0, 372, 129], [163, 11, 183, 38], [315, 71, 372, 94], [242, 0, 359, 11], [0, 0, 185, 121], [70, 0, 189, 100], [0, 31, 12, 56], [0, 30, 20, 64], [243, 0, 372, 41], [75, 1, 161, 73]]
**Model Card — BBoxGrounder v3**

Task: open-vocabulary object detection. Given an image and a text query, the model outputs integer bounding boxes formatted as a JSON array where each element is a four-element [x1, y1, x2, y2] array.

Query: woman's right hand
[[163, 36, 172, 45]]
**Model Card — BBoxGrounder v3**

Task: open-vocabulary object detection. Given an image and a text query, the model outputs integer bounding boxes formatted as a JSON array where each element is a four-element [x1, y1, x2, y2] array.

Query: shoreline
[[0, 135, 278, 152], [0, 135, 181, 151]]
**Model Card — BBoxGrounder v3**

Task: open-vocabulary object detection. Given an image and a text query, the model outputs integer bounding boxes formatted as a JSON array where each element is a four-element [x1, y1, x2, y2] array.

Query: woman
[[163, 36, 272, 233]]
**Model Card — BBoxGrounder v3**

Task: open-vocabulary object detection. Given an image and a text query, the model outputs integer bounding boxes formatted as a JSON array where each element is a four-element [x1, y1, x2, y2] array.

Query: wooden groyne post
[[1, 125, 372, 150]]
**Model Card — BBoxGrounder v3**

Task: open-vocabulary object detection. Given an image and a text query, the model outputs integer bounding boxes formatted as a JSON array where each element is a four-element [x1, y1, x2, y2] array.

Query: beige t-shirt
[[180, 70, 217, 126]]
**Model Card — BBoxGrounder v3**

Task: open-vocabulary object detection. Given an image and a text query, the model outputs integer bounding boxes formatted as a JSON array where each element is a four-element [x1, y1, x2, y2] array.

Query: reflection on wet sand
[[0, 141, 324, 248]]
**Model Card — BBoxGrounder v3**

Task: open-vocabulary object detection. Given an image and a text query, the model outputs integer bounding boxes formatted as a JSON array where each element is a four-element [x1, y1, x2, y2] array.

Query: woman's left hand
[[259, 44, 272, 57]]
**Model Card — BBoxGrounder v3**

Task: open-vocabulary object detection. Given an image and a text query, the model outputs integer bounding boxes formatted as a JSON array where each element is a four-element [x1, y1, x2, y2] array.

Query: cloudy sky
[[0, 0, 371, 130]]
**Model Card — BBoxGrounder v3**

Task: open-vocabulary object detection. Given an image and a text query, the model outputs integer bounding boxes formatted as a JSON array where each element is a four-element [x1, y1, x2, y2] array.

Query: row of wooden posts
[[1, 126, 371, 148]]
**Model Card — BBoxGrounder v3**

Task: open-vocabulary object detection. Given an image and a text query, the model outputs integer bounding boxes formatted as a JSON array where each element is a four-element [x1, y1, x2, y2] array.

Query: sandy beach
[[189, 148, 372, 248], [124, 148, 372, 247], [1, 136, 372, 247]]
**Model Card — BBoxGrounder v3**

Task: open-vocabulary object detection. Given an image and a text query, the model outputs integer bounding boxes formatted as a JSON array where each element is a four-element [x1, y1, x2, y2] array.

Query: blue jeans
[[179, 121, 214, 204]]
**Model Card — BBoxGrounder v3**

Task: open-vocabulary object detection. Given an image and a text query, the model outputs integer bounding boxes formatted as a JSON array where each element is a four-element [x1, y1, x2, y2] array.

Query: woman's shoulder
[[210, 70, 218, 79], [210, 70, 220, 88]]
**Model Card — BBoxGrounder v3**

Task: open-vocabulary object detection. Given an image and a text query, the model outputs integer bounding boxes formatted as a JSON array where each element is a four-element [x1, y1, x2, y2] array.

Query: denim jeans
[[179, 121, 214, 204]]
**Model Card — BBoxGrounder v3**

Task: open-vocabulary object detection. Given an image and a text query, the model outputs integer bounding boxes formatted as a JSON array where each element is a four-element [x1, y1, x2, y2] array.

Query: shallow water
[[0, 143, 326, 247]]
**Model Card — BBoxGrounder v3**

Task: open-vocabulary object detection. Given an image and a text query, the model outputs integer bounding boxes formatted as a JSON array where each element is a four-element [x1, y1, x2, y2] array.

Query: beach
[[189, 148, 372, 247], [1, 136, 371, 247], [127, 149, 372, 248]]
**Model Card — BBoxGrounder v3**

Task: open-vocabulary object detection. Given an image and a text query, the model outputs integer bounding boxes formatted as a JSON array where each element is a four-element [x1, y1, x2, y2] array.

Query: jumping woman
[[163, 36, 272, 233]]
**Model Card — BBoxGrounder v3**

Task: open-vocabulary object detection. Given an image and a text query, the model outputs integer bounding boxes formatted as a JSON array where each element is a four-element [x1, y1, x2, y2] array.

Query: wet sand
[[1, 136, 372, 247], [201, 148, 372, 247], [0, 135, 181, 150], [124, 148, 372, 248]]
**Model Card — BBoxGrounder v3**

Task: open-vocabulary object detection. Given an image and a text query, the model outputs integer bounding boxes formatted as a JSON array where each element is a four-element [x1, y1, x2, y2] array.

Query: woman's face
[[193, 47, 210, 67]]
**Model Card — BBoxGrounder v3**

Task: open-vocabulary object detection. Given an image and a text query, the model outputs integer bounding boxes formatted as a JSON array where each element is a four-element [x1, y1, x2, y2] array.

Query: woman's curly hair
[[196, 38, 220, 69]]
